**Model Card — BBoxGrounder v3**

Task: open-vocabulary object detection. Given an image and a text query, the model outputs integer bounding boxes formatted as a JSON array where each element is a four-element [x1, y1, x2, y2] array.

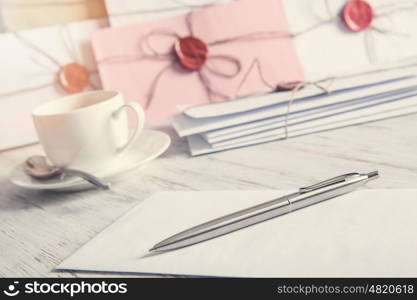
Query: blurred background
[[0, 0, 107, 32]]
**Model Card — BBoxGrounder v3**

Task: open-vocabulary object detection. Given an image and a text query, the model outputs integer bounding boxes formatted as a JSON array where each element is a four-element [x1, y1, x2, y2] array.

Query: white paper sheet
[[57, 189, 417, 277], [0, 19, 108, 150], [172, 73, 417, 137], [105, 0, 233, 27], [203, 85, 417, 145], [213, 96, 417, 148], [187, 89, 417, 155], [184, 64, 417, 118]]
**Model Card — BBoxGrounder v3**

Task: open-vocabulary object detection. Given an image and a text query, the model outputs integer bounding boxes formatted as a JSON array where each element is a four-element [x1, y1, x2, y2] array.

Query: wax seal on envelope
[[276, 81, 302, 91], [175, 36, 208, 71], [59, 63, 90, 93], [342, 0, 373, 32]]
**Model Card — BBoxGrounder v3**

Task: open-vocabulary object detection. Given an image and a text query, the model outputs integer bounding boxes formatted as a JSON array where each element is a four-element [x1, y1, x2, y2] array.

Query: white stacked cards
[[172, 65, 417, 156]]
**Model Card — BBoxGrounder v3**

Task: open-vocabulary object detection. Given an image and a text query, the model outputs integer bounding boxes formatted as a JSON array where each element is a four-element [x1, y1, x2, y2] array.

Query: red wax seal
[[276, 81, 302, 91], [58, 62, 90, 93], [343, 0, 373, 32], [175, 36, 208, 71]]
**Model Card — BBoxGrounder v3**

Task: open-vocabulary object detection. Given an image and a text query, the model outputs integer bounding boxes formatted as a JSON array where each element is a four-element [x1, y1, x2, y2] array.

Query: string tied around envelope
[[233, 57, 334, 139], [243, 55, 417, 141], [142, 28, 243, 107], [291, 0, 417, 64], [279, 55, 417, 140], [282, 79, 334, 140], [0, 26, 97, 99], [98, 10, 292, 110]]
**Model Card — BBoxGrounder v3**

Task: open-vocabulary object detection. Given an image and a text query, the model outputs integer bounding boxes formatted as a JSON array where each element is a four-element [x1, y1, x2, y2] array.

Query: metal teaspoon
[[23, 155, 111, 190]]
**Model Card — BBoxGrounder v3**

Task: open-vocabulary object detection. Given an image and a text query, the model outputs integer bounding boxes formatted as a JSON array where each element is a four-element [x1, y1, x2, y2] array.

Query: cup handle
[[113, 102, 145, 153]]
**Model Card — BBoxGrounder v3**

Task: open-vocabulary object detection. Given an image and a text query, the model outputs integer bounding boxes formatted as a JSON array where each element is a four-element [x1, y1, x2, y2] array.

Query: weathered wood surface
[[1, 115, 416, 277]]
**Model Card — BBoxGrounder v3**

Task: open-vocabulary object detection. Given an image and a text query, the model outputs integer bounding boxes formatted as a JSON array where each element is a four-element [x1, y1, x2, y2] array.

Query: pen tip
[[367, 171, 379, 178], [148, 247, 156, 252]]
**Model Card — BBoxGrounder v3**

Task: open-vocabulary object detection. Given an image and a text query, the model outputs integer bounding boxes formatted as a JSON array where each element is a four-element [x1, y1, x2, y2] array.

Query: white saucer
[[9, 129, 171, 192]]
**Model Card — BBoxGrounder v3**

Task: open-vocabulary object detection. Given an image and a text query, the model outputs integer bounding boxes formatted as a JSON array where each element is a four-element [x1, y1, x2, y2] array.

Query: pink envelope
[[92, 0, 304, 121]]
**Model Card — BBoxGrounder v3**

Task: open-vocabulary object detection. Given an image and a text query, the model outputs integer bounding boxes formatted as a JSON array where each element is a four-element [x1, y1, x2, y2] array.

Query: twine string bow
[[138, 24, 243, 109], [99, 10, 291, 110]]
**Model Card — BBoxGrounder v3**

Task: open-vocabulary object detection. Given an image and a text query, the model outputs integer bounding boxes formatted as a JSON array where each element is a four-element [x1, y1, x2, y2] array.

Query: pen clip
[[299, 172, 361, 193]]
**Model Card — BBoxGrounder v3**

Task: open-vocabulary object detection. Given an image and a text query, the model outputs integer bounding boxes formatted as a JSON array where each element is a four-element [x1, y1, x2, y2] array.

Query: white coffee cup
[[32, 90, 145, 173]]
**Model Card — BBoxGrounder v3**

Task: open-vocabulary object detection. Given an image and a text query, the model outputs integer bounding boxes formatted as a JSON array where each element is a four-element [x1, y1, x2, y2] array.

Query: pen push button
[[299, 173, 361, 193]]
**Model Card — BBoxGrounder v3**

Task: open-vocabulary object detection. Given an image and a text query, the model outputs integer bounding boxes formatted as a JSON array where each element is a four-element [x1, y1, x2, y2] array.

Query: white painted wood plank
[[0, 115, 416, 277]]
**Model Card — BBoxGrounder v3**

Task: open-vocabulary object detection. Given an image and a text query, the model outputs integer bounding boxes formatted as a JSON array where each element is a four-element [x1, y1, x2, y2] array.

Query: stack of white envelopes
[[172, 65, 417, 156]]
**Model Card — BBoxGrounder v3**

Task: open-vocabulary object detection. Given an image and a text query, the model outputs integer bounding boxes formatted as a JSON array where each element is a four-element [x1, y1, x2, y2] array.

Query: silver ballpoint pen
[[150, 171, 379, 252]]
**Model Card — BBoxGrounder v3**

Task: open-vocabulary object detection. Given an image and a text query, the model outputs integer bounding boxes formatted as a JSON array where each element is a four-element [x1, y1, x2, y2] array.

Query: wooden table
[[1, 116, 417, 277]]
